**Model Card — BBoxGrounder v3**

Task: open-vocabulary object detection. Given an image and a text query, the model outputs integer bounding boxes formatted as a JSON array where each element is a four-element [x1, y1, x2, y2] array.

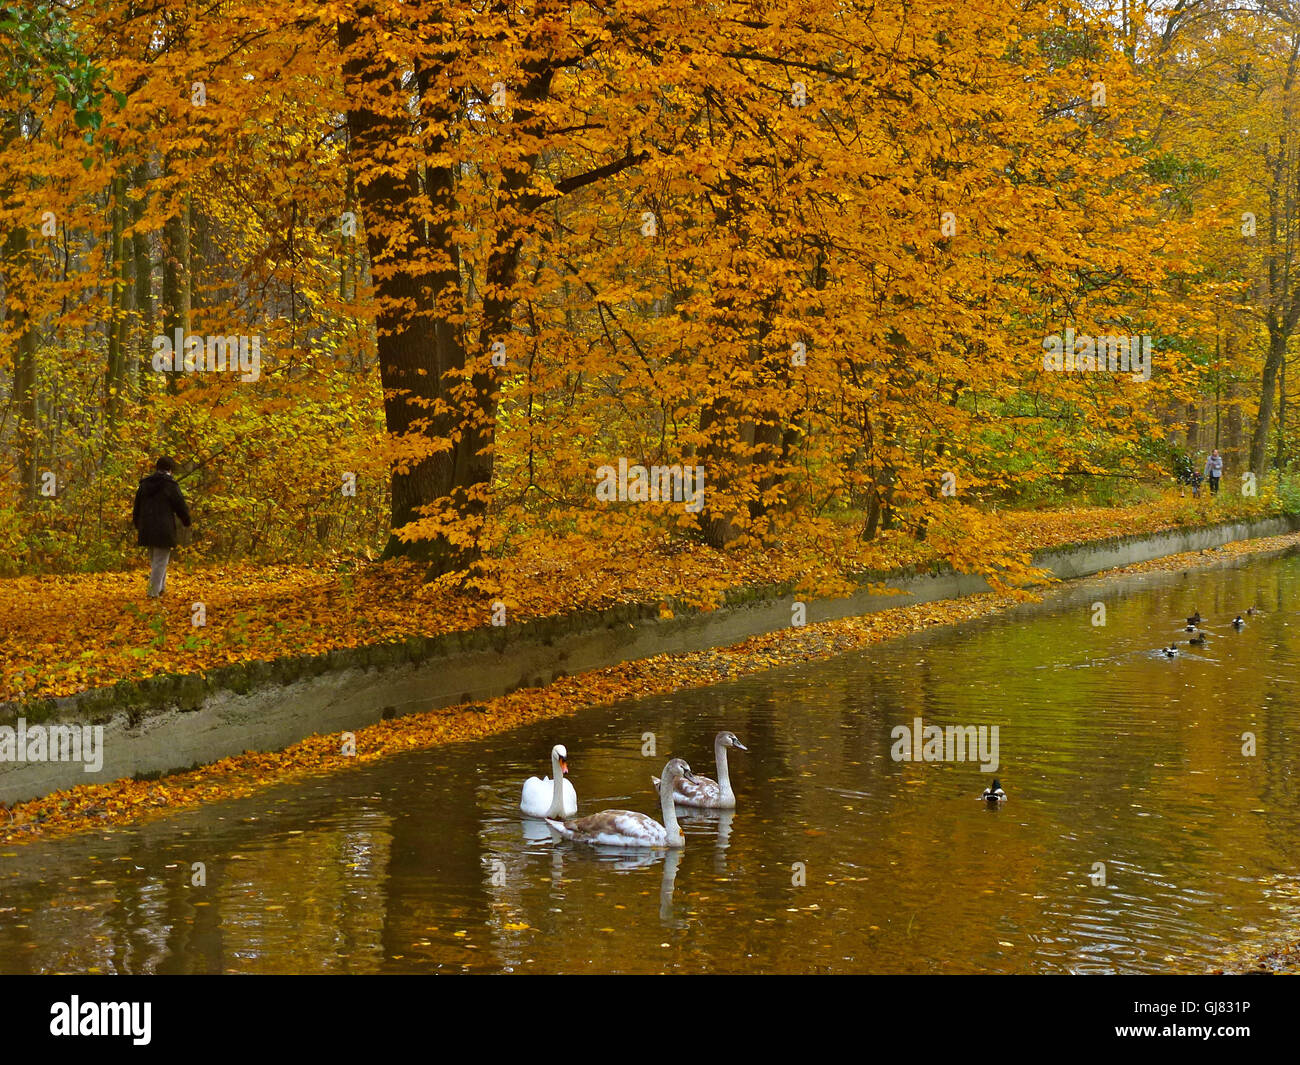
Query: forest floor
[[0, 493, 1278, 704]]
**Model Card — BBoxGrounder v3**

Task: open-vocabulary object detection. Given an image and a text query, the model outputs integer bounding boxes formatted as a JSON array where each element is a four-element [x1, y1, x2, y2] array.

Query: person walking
[[1203, 448, 1223, 496], [132, 457, 192, 598]]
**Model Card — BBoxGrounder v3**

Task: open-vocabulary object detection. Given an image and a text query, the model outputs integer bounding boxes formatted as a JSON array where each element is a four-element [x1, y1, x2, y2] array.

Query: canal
[[2, 553, 1298, 973]]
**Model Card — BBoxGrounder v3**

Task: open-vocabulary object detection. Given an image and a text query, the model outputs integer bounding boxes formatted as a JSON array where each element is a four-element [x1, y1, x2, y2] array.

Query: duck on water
[[981, 779, 1007, 803]]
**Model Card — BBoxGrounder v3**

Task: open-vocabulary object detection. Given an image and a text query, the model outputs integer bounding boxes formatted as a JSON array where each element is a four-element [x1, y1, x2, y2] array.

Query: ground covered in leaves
[[0, 495, 1276, 703]]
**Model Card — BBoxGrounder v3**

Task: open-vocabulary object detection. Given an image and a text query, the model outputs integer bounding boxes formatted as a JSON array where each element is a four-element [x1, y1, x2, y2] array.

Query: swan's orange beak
[[560, 758, 569, 775]]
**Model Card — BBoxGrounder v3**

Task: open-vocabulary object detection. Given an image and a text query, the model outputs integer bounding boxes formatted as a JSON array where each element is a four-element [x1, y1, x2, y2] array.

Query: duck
[[1232, 615, 1245, 628], [1188, 630, 1207, 646], [1245, 606, 1259, 616], [981, 778, 1007, 803], [1163, 643, 1179, 657], [653, 730, 747, 808], [1187, 611, 1201, 626], [1184, 624, 1197, 633], [547, 758, 696, 848], [520, 744, 578, 819]]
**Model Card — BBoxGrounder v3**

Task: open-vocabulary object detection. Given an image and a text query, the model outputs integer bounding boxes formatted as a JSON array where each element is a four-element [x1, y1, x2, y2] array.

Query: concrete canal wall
[[3, 513, 1298, 803]]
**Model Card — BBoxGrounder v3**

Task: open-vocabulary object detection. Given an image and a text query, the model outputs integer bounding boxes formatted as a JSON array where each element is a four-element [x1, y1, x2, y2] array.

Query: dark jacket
[[132, 471, 192, 548]]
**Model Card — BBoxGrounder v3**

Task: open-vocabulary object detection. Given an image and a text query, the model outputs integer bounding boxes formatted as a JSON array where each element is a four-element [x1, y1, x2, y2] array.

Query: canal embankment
[[3, 513, 1299, 805]]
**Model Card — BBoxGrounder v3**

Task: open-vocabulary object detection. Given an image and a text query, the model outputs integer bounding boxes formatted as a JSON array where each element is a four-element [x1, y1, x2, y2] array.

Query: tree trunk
[[340, 7, 557, 575], [161, 189, 190, 395], [106, 174, 128, 420], [1249, 327, 1286, 476], [698, 304, 783, 548], [340, 12, 464, 565], [1275, 355, 1287, 469], [131, 160, 154, 388], [3, 223, 40, 500], [698, 397, 753, 548]]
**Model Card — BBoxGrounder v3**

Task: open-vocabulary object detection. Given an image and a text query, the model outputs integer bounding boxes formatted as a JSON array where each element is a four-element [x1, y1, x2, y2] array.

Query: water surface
[[2, 553, 1299, 973]]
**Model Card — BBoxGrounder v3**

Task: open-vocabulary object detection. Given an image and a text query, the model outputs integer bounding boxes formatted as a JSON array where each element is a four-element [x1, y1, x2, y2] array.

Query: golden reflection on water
[[2, 554, 1300, 973]]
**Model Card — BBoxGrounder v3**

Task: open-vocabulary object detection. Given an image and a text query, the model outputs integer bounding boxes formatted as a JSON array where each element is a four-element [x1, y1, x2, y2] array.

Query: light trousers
[[148, 547, 171, 597]]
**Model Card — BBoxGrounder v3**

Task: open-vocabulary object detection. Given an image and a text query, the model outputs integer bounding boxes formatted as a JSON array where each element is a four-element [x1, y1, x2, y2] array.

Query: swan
[[653, 730, 748, 808], [546, 758, 696, 848], [520, 744, 578, 819]]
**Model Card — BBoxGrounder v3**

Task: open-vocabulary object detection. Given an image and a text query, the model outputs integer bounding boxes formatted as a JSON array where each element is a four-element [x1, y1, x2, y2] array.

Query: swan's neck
[[661, 779, 683, 843], [549, 755, 566, 816], [715, 739, 733, 797]]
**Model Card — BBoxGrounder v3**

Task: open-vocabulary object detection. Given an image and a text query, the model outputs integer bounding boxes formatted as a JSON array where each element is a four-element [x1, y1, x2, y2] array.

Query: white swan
[[547, 758, 695, 848], [653, 730, 747, 808], [520, 744, 578, 818]]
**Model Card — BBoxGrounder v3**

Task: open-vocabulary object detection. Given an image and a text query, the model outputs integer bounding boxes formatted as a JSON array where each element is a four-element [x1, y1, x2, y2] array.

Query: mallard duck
[[1187, 611, 1202, 626], [1163, 643, 1179, 657], [1232, 615, 1245, 628], [981, 778, 1007, 803], [1184, 624, 1197, 632], [653, 730, 747, 808], [1245, 606, 1259, 616], [1188, 630, 1207, 646]]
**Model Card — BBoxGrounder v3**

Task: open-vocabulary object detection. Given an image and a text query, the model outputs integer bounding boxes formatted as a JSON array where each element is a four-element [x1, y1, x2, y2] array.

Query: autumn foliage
[[0, 492, 1281, 703], [0, 2, 1295, 595]]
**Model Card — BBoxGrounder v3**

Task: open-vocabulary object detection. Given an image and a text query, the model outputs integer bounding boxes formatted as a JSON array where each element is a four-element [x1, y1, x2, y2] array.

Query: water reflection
[[677, 807, 736, 876], [3, 552, 1300, 973]]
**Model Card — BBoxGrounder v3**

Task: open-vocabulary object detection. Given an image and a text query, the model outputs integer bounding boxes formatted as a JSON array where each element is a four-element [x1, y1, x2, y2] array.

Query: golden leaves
[[0, 492, 1276, 704], [3, 499, 1290, 850]]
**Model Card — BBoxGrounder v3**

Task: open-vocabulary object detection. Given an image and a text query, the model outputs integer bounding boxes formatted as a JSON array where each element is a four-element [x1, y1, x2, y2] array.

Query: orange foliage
[[0, 492, 1276, 703]]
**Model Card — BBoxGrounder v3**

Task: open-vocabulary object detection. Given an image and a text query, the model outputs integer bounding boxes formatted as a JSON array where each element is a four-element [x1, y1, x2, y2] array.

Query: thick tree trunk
[[698, 398, 752, 548], [340, 7, 556, 575], [698, 309, 783, 548], [339, 13, 463, 565]]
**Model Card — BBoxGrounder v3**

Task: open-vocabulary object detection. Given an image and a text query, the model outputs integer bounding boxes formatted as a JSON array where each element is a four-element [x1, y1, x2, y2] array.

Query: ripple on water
[[4, 557, 1300, 972]]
